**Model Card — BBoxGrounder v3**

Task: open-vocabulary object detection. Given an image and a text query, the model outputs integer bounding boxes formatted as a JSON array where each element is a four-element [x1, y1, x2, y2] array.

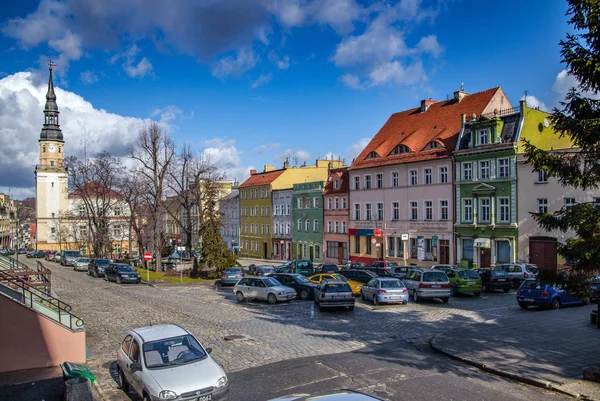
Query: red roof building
[[323, 167, 351, 264]]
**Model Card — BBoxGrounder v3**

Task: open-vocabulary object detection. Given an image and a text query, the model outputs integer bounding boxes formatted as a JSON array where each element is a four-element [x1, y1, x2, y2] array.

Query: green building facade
[[292, 181, 325, 262]]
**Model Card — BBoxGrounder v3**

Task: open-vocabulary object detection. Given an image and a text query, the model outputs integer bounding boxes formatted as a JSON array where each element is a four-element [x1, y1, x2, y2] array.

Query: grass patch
[[135, 267, 215, 284]]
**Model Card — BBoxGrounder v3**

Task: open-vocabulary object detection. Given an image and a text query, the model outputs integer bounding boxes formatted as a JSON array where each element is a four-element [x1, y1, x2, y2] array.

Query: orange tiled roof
[[323, 167, 349, 195], [239, 169, 286, 188], [350, 87, 503, 170]]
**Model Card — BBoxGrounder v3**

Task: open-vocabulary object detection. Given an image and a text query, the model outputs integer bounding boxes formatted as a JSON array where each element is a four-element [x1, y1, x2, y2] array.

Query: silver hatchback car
[[234, 276, 296, 304], [73, 257, 90, 272], [496, 263, 539, 288], [402, 269, 451, 303], [314, 280, 355, 311], [361, 278, 409, 305], [117, 324, 229, 401]]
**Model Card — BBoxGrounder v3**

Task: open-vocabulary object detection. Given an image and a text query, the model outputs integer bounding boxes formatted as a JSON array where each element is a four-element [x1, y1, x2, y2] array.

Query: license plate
[[431, 285, 441, 288], [498, 279, 506, 282], [466, 281, 474, 285], [196, 396, 212, 401], [523, 298, 534, 302]]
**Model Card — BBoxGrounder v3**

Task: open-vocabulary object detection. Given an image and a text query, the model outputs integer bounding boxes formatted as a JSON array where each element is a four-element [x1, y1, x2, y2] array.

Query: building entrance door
[[263, 242, 268, 259], [309, 246, 314, 261], [439, 240, 450, 264], [479, 247, 491, 268]]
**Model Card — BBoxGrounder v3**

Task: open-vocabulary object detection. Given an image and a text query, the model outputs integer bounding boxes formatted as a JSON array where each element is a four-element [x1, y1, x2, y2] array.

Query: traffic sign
[[143, 252, 152, 261], [371, 238, 377, 244]]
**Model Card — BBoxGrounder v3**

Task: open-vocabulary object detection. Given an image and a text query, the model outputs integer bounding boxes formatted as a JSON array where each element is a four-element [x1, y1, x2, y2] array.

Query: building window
[[342, 221, 347, 233], [297, 198, 302, 208], [286, 204, 290, 215], [377, 203, 384, 220], [478, 129, 489, 145], [463, 239, 474, 261], [463, 199, 473, 222], [365, 203, 372, 220], [410, 201, 418, 220], [499, 197, 510, 223], [297, 219, 302, 231], [354, 176, 360, 190], [342, 198, 347, 209], [391, 144, 411, 154], [328, 198, 332, 210], [261, 225, 265, 234], [537, 198, 548, 213], [392, 202, 400, 220], [424, 201, 433, 221], [265, 188, 269, 198], [463, 163, 472, 181], [365, 175, 372, 189], [79, 205, 85, 216], [334, 180, 338, 189], [387, 237, 395, 257], [261, 188, 265, 198], [564, 198, 576, 210], [305, 219, 310, 231], [480, 161, 490, 179], [424, 168, 432, 185], [255, 206, 258, 216], [537, 169, 548, 183], [440, 200, 449, 221], [354, 203, 361, 220], [286, 224, 290, 234], [334, 197, 339, 209], [439, 166, 448, 183], [480, 198, 491, 222], [392, 171, 399, 187], [376, 173, 383, 189], [334, 220, 339, 233], [409, 170, 418, 186], [354, 236, 361, 253], [266, 224, 270, 234], [313, 219, 319, 232], [327, 221, 332, 233], [313, 197, 319, 208], [315, 245, 321, 259], [42, 145, 46, 153], [261, 206, 265, 216], [275, 205, 279, 215], [265, 206, 270, 216], [498, 158, 510, 178], [366, 236, 372, 254]]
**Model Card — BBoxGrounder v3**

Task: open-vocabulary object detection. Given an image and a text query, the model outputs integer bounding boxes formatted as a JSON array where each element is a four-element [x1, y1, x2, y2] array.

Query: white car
[[117, 324, 229, 401], [233, 276, 296, 304], [73, 257, 90, 272]]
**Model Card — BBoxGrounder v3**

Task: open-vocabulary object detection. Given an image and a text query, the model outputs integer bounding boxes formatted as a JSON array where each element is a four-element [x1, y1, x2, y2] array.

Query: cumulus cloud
[[348, 137, 371, 160], [200, 137, 252, 183], [270, 0, 364, 35], [521, 95, 549, 112], [212, 48, 259, 79], [111, 44, 154, 78], [80, 70, 99, 84], [150, 105, 186, 127], [251, 73, 273, 88], [0, 71, 151, 190], [552, 69, 600, 102]]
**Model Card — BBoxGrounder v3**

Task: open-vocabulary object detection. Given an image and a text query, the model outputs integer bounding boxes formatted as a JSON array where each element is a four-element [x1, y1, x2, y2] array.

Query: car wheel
[[373, 295, 379, 306], [116, 276, 122, 284], [118, 368, 129, 393], [412, 290, 419, 303], [503, 288, 511, 293], [474, 292, 481, 297], [450, 287, 455, 297], [236, 291, 245, 302], [442, 297, 449, 304], [142, 393, 151, 401], [519, 302, 528, 309], [267, 293, 277, 304], [551, 298, 561, 310], [300, 289, 310, 300]]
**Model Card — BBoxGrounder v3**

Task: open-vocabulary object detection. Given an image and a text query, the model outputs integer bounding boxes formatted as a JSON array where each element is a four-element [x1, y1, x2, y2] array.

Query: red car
[[45, 250, 57, 261]]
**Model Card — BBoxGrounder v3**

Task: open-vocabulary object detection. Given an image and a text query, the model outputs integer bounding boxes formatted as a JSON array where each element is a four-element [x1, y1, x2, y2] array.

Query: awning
[[349, 229, 383, 237], [474, 238, 491, 248]]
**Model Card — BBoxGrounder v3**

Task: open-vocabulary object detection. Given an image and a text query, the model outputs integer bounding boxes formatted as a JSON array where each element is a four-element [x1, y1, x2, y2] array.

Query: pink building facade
[[323, 168, 350, 264]]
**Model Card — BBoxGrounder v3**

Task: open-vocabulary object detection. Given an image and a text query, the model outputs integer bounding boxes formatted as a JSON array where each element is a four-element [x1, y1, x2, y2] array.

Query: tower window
[[58, 147, 61, 153], [50, 161, 55, 167], [51, 182, 54, 187], [42, 145, 46, 153]]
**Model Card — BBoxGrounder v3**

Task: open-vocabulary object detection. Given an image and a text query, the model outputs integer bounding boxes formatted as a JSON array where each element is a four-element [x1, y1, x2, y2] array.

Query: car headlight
[[278, 291, 285, 295], [216, 376, 228, 388], [159, 390, 177, 399]]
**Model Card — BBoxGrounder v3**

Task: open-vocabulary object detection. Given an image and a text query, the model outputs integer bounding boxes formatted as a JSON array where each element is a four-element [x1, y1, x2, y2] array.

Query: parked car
[[478, 268, 513, 293], [117, 324, 229, 401], [361, 278, 409, 305], [308, 273, 363, 296], [517, 279, 590, 310], [61, 250, 82, 266], [271, 273, 318, 300], [314, 280, 355, 311], [73, 257, 91, 272], [29, 250, 46, 258], [368, 261, 399, 268], [360, 265, 403, 279], [54, 252, 63, 263], [338, 269, 378, 285], [290, 259, 314, 276], [275, 261, 292, 273], [18, 248, 27, 254], [233, 276, 296, 304], [342, 261, 366, 269], [318, 264, 339, 273], [444, 269, 482, 296], [402, 269, 451, 303], [496, 263, 539, 288], [390, 266, 415, 278], [88, 258, 111, 278], [105, 263, 142, 284], [430, 264, 456, 271], [220, 267, 245, 286], [45, 250, 57, 261], [256, 266, 275, 277], [3, 248, 15, 255]]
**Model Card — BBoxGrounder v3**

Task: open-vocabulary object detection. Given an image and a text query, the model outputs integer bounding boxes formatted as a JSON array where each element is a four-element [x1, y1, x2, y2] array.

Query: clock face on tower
[[48, 145, 56, 153]]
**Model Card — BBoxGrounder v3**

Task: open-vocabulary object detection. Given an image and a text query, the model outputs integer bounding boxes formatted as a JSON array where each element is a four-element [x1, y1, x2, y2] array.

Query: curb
[[92, 379, 106, 401], [430, 333, 584, 400]]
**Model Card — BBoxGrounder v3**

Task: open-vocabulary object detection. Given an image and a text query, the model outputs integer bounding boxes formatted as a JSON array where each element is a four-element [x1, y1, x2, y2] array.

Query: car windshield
[[491, 270, 509, 277], [380, 280, 404, 289], [525, 265, 539, 274], [521, 280, 543, 290], [263, 278, 281, 287], [332, 274, 348, 282], [77, 258, 90, 263], [142, 334, 207, 368], [325, 283, 351, 293], [296, 260, 313, 268], [423, 272, 448, 282], [386, 262, 399, 267], [117, 265, 135, 272], [95, 259, 110, 266], [259, 267, 274, 272], [64, 251, 80, 257], [225, 268, 242, 274], [458, 270, 480, 279], [293, 274, 310, 283]]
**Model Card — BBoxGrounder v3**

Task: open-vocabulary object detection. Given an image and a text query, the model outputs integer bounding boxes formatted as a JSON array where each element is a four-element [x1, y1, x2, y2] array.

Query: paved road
[[19, 258, 580, 400]]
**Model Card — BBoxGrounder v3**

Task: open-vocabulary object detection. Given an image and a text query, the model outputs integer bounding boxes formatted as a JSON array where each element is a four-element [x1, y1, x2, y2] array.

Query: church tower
[[35, 63, 69, 250]]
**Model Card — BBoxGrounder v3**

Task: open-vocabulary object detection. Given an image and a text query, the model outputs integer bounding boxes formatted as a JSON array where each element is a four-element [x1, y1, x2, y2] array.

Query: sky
[[0, 0, 579, 199]]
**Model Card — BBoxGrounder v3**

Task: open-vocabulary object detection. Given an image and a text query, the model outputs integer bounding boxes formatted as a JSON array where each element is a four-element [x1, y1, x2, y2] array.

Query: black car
[[104, 263, 141, 284], [359, 265, 403, 279], [339, 269, 378, 284], [477, 268, 513, 293], [271, 273, 318, 300], [319, 264, 339, 273], [88, 258, 111, 278], [18, 248, 27, 254], [28, 250, 46, 258]]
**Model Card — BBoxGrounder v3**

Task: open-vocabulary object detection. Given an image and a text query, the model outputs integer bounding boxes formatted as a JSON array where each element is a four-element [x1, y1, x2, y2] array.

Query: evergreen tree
[[523, 0, 600, 295], [198, 178, 238, 274]]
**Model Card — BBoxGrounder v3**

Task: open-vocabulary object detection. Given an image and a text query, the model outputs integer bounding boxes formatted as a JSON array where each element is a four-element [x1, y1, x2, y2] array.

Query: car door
[[363, 279, 376, 298], [128, 338, 144, 396], [255, 279, 267, 300], [244, 278, 257, 298], [118, 335, 133, 380], [404, 271, 417, 290]]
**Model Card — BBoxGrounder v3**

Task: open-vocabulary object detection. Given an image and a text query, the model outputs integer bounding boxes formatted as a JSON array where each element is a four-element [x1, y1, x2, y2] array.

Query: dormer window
[[390, 145, 411, 155], [424, 141, 442, 150], [366, 151, 380, 159], [478, 129, 489, 145]]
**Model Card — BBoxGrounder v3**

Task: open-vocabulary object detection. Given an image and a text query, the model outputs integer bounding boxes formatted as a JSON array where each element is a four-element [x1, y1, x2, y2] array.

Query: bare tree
[[120, 170, 151, 259], [130, 122, 175, 271], [51, 211, 70, 251], [67, 151, 124, 257]]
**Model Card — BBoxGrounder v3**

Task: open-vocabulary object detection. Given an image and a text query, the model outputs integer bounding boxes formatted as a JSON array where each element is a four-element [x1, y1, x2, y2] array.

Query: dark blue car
[[516, 280, 589, 310]]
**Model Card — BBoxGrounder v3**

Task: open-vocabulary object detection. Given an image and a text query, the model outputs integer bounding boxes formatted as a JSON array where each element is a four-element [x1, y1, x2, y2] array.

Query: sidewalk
[[431, 305, 600, 400]]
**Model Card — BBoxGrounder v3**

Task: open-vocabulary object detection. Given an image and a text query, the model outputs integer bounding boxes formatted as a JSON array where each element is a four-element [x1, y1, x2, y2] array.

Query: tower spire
[[40, 61, 63, 142]]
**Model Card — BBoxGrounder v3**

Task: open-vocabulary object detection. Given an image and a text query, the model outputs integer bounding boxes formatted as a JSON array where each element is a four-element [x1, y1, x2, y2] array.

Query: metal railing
[[0, 263, 83, 331]]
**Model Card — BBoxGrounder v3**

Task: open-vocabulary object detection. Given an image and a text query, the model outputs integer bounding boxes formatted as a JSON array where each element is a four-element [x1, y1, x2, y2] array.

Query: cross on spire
[[49, 61, 57, 69]]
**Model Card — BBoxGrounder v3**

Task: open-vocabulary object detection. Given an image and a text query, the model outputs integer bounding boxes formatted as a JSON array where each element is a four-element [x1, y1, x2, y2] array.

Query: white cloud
[[275, 148, 311, 165], [253, 143, 280, 154], [521, 95, 549, 112], [212, 48, 259, 79], [200, 137, 252, 183], [368, 60, 426, 87], [251, 73, 273, 88], [80, 70, 99, 84], [339, 74, 366, 90], [112, 44, 154, 78], [552, 69, 600, 102], [150, 105, 185, 126], [268, 51, 290, 70], [348, 137, 371, 160], [416, 35, 442, 58], [0, 71, 151, 190], [323, 151, 343, 162], [271, 0, 364, 35]]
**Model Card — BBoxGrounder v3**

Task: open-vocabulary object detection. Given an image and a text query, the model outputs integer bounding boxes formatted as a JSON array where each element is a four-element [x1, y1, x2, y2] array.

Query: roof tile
[[239, 169, 286, 188]]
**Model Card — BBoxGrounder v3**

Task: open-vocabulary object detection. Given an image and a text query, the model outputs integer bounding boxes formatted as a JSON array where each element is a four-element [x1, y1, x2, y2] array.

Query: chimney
[[250, 169, 257, 175], [454, 88, 470, 103], [264, 165, 275, 172], [420, 98, 436, 112], [283, 161, 290, 169]]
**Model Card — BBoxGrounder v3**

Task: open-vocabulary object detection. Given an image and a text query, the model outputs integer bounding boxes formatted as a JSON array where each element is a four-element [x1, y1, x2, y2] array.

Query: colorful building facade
[[323, 168, 350, 264], [292, 181, 325, 262], [272, 189, 292, 260]]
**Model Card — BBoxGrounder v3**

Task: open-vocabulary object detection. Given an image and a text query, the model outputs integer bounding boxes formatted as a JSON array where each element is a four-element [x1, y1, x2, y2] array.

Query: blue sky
[[0, 0, 573, 198]]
